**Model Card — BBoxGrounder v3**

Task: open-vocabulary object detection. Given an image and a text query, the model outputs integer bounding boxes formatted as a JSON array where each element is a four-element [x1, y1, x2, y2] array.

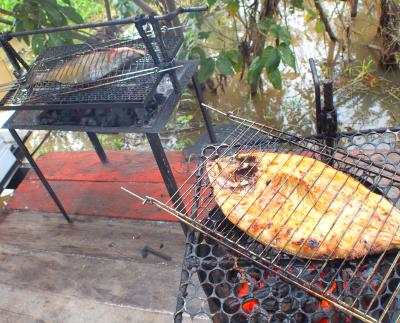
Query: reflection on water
[[0, 2, 399, 155]]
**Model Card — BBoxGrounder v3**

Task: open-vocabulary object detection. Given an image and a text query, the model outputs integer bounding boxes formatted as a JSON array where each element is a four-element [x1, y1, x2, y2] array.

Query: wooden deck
[[7, 151, 195, 221], [0, 150, 206, 322], [0, 210, 207, 322]]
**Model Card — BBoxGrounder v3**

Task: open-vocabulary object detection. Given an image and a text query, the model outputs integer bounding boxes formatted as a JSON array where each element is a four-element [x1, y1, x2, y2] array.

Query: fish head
[[211, 154, 260, 190]]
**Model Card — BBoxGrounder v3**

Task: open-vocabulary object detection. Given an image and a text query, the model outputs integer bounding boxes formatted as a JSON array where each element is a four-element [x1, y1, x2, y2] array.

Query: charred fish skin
[[29, 47, 145, 85], [207, 152, 400, 260]]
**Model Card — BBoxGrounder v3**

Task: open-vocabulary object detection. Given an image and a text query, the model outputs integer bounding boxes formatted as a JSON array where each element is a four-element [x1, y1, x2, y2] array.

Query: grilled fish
[[29, 47, 145, 85], [206, 152, 400, 260]]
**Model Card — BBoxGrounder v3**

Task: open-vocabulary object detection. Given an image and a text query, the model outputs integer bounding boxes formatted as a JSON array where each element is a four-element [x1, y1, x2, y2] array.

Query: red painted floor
[[7, 151, 196, 221]]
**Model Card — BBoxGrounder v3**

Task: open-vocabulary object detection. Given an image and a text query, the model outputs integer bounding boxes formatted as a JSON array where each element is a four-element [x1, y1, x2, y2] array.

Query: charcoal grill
[[2, 36, 183, 111], [0, 6, 216, 225], [124, 106, 400, 322]]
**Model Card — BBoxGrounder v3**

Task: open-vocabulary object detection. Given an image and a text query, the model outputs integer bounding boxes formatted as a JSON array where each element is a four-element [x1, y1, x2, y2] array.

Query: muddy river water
[[0, 1, 399, 155]]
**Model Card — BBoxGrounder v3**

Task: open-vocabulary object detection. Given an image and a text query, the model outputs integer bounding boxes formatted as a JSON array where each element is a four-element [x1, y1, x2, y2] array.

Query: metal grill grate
[[3, 36, 182, 108], [175, 226, 400, 322], [124, 106, 400, 322]]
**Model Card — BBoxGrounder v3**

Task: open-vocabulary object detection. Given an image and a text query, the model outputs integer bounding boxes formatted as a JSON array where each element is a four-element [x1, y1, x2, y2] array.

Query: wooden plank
[[7, 180, 180, 221], [0, 211, 185, 263], [26, 151, 192, 183], [0, 211, 194, 319]]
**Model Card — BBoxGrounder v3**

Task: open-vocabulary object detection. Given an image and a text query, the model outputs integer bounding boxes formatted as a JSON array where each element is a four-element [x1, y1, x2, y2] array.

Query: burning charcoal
[[201, 282, 213, 296], [223, 297, 241, 314], [212, 244, 226, 257], [237, 258, 253, 268], [251, 313, 272, 323], [388, 277, 400, 293], [201, 256, 218, 270], [215, 283, 231, 298], [280, 297, 297, 313], [272, 283, 290, 298], [209, 269, 224, 284], [227, 269, 241, 284], [207, 297, 221, 314], [271, 312, 289, 322], [247, 268, 262, 282], [361, 294, 379, 310], [252, 286, 270, 300], [219, 257, 235, 270], [311, 311, 329, 322], [231, 313, 249, 322], [261, 297, 278, 313], [301, 298, 319, 313]]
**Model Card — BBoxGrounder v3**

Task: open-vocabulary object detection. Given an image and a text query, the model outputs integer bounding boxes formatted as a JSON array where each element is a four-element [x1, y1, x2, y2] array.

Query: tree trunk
[[163, 0, 182, 37], [378, 0, 399, 70], [250, 0, 279, 95], [132, 0, 157, 14], [350, 0, 358, 18], [314, 0, 338, 42]]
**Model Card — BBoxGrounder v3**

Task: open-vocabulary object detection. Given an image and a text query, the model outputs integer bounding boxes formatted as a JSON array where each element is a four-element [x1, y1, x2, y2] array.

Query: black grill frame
[[2, 60, 198, 133], [173, 125, 400, 323]]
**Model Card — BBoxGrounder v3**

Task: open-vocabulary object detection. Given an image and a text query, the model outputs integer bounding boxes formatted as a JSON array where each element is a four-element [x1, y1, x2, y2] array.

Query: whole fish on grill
[[206, 152, 400, 260], [29, 47, 145, 85]]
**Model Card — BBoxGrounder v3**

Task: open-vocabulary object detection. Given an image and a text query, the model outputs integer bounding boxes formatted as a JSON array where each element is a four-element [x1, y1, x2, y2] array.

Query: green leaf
[[226, 0, 239, 16], [207, 0, 218, 7], [31, 34, 45, 55], [43, 4, 66, 25], [278, 27, 291, 44], [260, 22, 291, 43], [248, 56, 264, 85], [190, 46, 206, 62], [290, 0, 304, 8], [177, 115, 194, 124], [305, 6, 318, 22], [216, 55, 235, 76], [60, 6, 84, 24], [198, 31, 211, 39], [267, 68, 282, 90], [315, 20, 325, 33], [278, 43, 296, 70], [256, 21, 273, 32], [197, 58, 215, 82], [226, 50, 243, 72], [262, 46, 281, 73]]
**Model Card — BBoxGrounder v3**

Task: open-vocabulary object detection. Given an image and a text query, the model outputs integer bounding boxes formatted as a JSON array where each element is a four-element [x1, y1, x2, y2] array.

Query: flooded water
[[0, 1, 399, 156]]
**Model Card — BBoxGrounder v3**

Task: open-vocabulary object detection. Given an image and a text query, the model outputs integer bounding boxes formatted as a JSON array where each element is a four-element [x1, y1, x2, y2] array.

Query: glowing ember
[[320, 282, 338, 309], [237, 282, 249, 297], [321, 300, 330, 308], [242, 299, 259, 313], [328, 282, 337, 294]]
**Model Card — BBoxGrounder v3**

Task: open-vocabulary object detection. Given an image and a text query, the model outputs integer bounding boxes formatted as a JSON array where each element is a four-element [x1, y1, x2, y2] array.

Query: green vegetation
[[0, 0, 399, 150]]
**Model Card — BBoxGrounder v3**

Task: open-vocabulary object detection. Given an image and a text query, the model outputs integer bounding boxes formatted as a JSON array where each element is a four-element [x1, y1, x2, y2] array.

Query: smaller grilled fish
[[29, 47, 145, 85]]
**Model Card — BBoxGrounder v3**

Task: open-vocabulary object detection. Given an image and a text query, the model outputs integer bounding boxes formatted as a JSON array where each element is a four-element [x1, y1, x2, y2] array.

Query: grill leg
[[9, 129, 71, 223], [192, 75, 217, 144], [146, 133, 188, 235], [87, 132, 108, 163]]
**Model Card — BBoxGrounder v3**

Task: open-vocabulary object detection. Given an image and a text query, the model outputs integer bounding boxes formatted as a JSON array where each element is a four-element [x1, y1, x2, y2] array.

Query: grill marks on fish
[[207, 152, 400, 260], [29, 47, 145, 85]]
